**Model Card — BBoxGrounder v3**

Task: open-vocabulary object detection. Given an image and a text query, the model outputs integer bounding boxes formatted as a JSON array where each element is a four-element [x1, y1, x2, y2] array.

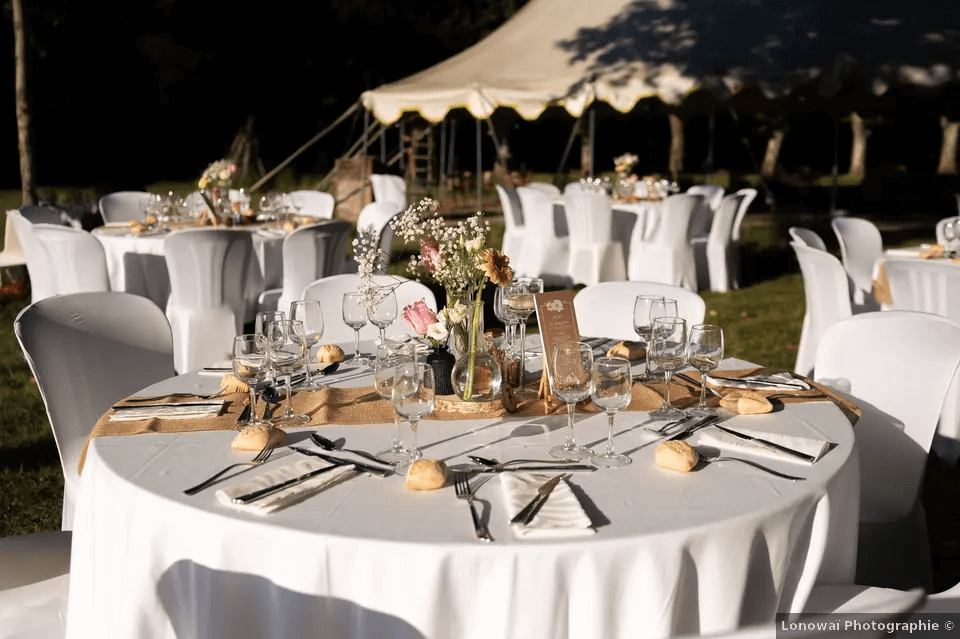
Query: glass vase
[[450, 299, 501, 401]]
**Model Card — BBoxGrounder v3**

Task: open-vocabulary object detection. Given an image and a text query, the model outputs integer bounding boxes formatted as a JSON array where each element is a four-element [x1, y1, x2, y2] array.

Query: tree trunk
[[937, 116, 959, 174], [761, 128, 786, 178], [668, 111, 684, 178], [849, 111, 867, 178], [12, 0, 35, 205]]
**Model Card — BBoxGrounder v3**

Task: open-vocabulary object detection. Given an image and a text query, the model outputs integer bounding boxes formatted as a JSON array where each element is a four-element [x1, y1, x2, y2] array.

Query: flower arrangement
[[613, 152, 639, 177], [402, 299, 468, 347], [198, 159, 237, 190]]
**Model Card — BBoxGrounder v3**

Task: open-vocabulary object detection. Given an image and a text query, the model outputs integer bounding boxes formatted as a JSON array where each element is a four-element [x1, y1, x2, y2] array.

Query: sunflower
[[480, 248, 513, 286]]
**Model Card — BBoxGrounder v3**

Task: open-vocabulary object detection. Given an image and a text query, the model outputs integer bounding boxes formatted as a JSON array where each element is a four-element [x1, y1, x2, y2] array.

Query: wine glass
[[289, 300, 324, 389], [264, 319, 310, 426], [646, 298, 678, 379], [591, 356, 633, 467], [686, 324, 724, 416], [549, 341, 595, 461], [342, 292, 370, 366], [374, 342, 416, 464], [232, 335, 270, 429], [254, 311, 285, 382], [632, 295, 664, 382], [368, 289, 398, 346], [494, 284, 520, 357], [944, 220, 958, 256], [649, 317, 687, 420], [391, 362, 435, 468], [504, 277, 543, 399]]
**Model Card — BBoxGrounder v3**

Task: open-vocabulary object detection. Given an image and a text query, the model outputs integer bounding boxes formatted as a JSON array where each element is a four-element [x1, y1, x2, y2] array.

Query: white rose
[[445, 302, 467, 324], [466, 237, 483, 253], [426, 322, 449, 342]]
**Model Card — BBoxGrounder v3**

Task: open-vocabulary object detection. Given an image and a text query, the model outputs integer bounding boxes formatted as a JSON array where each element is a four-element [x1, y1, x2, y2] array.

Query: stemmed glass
[[633, 295, 664, 381], [374, 342, 416, 464], [944, 220, 958, 256], [504, 277, 543, 399], [255, 311, 285, 383], [494, 285, 520, 356], [232, 335, 270, 429], [368, 290, 397, 346], [549, 341, 595, 461], [391, 362, 435, 468], [264, 319, 310, 426], [649, 317, 688, 420], [289, 300, 324, 388], [686, 324, 724, 416], [591, 356, 633, 467], [342, 292, 370, 366], [646, 298, 678, 379]]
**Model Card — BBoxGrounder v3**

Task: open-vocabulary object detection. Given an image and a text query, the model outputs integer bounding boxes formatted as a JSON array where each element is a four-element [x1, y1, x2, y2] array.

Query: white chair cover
[[0, 213, 26, 268], [0, 531, 73, 639], [563, 191, 626, 286], [302, 273, 437, 345], [8, 211, 58, 303], [935, 215, 960, 246], [514, 187, 570, 285], [18, 205, 65, 226], [703, 189, 757, 293], [815, 311, 960, 589], [495, 184, 525, 263], [788, 227, 827, 252], [369, 174, 407, 210], [832, 217, 883, 310], [356, 201, 402, 263], [288, 190, 335, 219], [790, 242, 852, 377], [31, 225, 110, 295], [164, 229, 257, 373], [686, 184, 725, 238], [574, 281, 705, 341], [14, 292, 175, 529], [523, 181, 561, 198], [98, 192, 153, 225], [562, 182, 584, 194], [627, 193, 701, 291]]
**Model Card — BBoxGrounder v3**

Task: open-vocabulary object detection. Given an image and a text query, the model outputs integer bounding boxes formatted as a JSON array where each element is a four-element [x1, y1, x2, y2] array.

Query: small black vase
[[427, 344, 456, 396]]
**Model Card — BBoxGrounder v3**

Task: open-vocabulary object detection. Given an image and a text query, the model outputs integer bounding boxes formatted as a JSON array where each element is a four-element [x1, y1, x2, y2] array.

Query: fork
[[183, 443, 278, 495], [127, 388, 228, 403], [765, 392, 829, 401], [453, 472, 493, 542], [648, 415, 694, 435], [698, 453, 806, 481]]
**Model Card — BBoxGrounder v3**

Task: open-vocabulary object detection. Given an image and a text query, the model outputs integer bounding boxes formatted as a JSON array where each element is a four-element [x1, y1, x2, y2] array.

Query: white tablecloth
[[66, 354, 858, 639]]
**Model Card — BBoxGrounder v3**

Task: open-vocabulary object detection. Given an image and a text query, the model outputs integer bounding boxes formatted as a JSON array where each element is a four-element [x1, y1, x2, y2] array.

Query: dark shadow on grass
[[0, 438, 60, 471]]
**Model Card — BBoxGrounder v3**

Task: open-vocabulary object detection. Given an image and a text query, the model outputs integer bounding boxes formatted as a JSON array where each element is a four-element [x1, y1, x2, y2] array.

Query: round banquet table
[[66, 348, 859, 639]]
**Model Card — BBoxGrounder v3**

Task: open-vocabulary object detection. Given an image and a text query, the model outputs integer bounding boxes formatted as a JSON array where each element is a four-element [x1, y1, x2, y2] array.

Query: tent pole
[[831, 113, 840, 215], [399, 119, 406, 177], [360, 108, 369, 209], [439, 119, 447, 199], [557, 112, 585, 176], [588, 109, 596, 178], [476, 117, 483, 210], [448, 119, 457, 175]]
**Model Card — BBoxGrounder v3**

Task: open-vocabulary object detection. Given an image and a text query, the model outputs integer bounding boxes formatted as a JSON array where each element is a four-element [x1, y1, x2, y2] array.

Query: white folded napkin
[[216, 458, 357, 515], [697, 419, 830, 464], [109, 401, 227, 422], [500, 473, 595, 539], [706, 372, 810, 391]]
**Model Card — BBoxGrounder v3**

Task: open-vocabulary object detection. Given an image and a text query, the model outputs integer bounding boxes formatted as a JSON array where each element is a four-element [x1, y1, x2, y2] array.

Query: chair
[[935, 215, 960, 246], [523, 181, 561, 198], [14, 292, 175, 529], [0, 531, 73, 639], [574, 281, 705, 341], [288, 190, 335, 220], [0, 213, 26, 270], [356, 201, 402, 264], [686, 184, 724, 239], [257, 220, 353, 316], [301, 273, 437, 345], [514, 187, 570, 285], [701, 189, 757, 293], [164, 229, 257, 373], [369, 174, 407, 211], [31, 225, 110, 295], [788, 227, 827, 252], [494, 184, 525, 262], [815, 311, 960, 589], [627, 193, 701, 291], [18, 205, 66, 226], [563, 190, 626, 286], [8, 211, 58, 303], [98, 191, 153, 225], [832, 217, 883, 310], [790, 242, 852, 377]]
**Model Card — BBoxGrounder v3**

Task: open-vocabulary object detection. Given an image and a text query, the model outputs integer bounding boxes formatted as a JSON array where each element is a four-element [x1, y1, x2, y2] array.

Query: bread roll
[[607, 340, 645, 360], [655, 440, 699, 472], [220, 373, 249, 393], [719, 390, 773, 415], [231, 425, 287, 451], [404, 459, 448, 490], [317, 344, 345, 363], [127, 221, 147, 234]]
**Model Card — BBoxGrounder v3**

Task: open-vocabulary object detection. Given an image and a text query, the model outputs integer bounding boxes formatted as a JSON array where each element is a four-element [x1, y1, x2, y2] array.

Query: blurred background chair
[[574, 281, 705, 341], [8, 210, 60, 303], [495, 184, 525, 263], [31, 225, 110, 295], [935, 215, 960, 247], [832, 217, 883, 311], [98, 191, 153, 225], [514, 186, 570, 286], [698, 188, 756, 292], [14, 292, 175, 529], [790, 241, 852, 377], [788, 226, 827, 252], [356, 201, 402, 264], [0, 213, 27, 275], [288, 190, 335, 219], [686, 184, 724, 242], [369, 174, 407, 211], [627, 192, 701, 291], [563, 190, 625, 286], [522, 181, 561, 198], [0, 530, 73, 639]]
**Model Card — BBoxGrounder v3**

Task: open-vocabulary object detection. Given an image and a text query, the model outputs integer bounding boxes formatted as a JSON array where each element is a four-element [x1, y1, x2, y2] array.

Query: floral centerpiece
[[402, 299, 468, 348], [613, 152, 638, 178], [198, 159, 237, 192]]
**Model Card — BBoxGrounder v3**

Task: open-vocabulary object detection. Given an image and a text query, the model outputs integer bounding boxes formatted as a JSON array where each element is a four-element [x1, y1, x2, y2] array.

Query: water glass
[[649, 317, 687, 420], [549, 341, 594, 461], [342, 292, 370, 366], [590, 356, 633, 467], [368, 290, 398, 346], [374, 342, 416, 464], [233, 335, 269, 429], [646, 298, 678, 379], [289, 300, 324, 388], [504, 277, 543, 399], [686, 324, 724, 416], [264, 319, 310, 426], [391, 362, 435, 468], [633, 295, 664, 381], [494, 285, 520, 357]]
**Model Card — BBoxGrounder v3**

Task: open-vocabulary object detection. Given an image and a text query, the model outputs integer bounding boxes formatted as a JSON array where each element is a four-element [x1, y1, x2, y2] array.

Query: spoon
[[309, 432, 386, 465], [320, 362, 340, 375], [468, 455, 578, 468], [261, 386, 280, 420]]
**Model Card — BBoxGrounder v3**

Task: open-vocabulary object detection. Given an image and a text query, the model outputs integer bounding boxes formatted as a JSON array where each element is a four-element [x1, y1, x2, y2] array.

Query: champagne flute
[[649, 317, 687, 420], [686, 324, 724, 416], [391, 362, 435, 468], [342, 292, 370, 366], [504, 277, 543, 399], [646, 298, 678, 379], [494, 284, 519, 357], [264, 319, 310, 426], [591, 356, 633, 467], [549, 341, 595, 461], [374, 342, 416, 464], [368, 289, 398, 346], [289, 300, 324, 389], [233, 335, 270, 429], [633, 295, 664, 382]]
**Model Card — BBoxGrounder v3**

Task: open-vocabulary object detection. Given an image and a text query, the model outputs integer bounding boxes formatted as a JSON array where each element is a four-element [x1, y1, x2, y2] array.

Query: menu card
[[534, 290, 581, 384]]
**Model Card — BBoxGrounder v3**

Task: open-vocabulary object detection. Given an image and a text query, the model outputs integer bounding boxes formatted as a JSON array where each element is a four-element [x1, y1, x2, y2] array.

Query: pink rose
[[403, 300, 437, 336], [420, 237, 443, 273]]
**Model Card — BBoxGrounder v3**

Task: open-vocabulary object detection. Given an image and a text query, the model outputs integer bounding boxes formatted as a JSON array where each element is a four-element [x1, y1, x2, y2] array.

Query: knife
[[666, 415, 719, 441], [470, 464, 597, 473], [111, 401, 224, 410], [510, 474, 569, 525], [675, 371, 721, 397], [706, 375, 807, 390], [236, 401, 251, 425], [711, 424, 816, 463], [289, 447, 393, 477], [231, 459, 355, 504]]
